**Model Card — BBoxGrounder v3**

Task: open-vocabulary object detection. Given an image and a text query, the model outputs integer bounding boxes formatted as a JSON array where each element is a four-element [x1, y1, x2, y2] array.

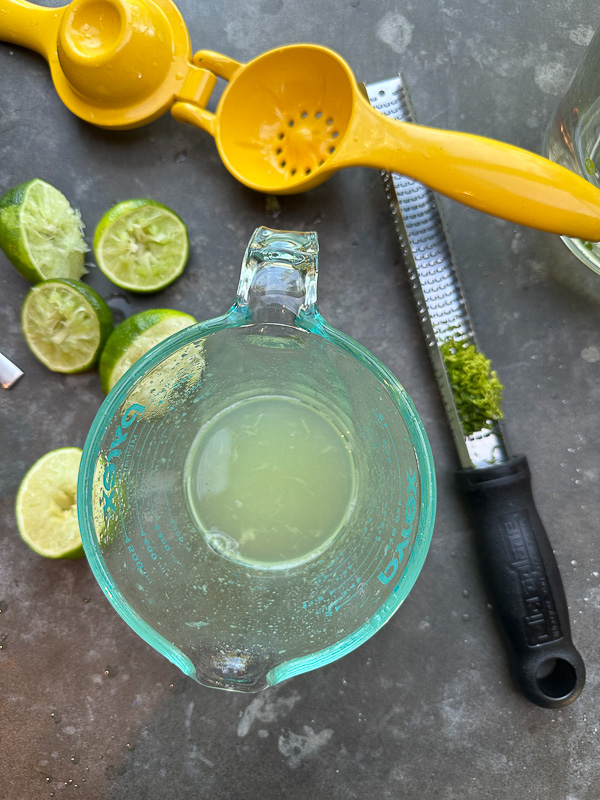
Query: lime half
[[94, 199, 189, 292], [16, 447, 84, 559], [98, 308, 197, 393], [22, 279, 114, 373], [0, 178, 88, 283]]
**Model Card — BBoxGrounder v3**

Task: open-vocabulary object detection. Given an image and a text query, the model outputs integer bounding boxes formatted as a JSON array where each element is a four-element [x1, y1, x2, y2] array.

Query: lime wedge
[[93, 199, 189, 292], [22, 279, 114, 373], [16, 447, 84, 559], [98, 308, 197, 393], [0, 178, 88, 283]]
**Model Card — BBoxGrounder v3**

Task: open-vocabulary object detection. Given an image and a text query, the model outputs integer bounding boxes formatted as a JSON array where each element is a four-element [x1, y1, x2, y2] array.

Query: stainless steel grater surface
[[364, 76, 507, 469]]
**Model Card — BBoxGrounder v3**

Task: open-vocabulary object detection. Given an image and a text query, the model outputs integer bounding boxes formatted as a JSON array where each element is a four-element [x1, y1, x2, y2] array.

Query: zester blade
[[364, 76, 508, 469]]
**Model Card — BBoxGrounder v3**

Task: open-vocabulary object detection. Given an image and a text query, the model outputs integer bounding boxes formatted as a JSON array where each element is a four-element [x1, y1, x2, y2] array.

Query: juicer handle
[[455, 455, 586, 709], [171, 50, 243, 136], [354, 99, 600, 240], [0, 0, 64, 59]]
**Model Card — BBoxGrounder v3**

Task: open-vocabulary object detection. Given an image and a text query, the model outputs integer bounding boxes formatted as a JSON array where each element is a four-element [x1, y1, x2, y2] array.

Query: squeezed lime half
[[21, 278, 113, 373], [93, 199, 189, 293], [0, 178, 88, 283], [98, 308, 197, 393], [15, 447, 84, 559]]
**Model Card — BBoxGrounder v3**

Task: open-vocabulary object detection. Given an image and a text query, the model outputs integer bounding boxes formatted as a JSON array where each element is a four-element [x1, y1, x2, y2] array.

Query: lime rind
[[99, 309, 197, 393], [15, 447, 84, 559], [22, 278, 114, 373], [94, 199, 189, 293], [0, 179, 88, 283]]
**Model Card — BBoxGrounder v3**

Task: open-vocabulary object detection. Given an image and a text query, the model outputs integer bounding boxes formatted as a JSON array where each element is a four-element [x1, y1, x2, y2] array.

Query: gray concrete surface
[[1, 0, 599, 798]]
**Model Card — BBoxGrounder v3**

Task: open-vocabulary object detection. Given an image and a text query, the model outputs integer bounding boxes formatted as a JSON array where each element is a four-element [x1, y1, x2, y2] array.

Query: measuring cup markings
[[300, 487, 389, 618], [112, 396, 188, 585], [126, 344, 209, 572], [142, 436, 189, 566], [144, 425, 182, 571], [99, 401, 154, 583], [121, 406, 155, 585]]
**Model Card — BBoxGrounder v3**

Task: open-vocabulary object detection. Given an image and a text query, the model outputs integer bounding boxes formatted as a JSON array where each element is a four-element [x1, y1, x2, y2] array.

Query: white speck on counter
[[569, 25, 594, 46], [581, 346, 600, 363], [376, 12, 414, 55], [534, 61, 572, 94], [237, 689, 301, 737], [278, 726, 334, 768]]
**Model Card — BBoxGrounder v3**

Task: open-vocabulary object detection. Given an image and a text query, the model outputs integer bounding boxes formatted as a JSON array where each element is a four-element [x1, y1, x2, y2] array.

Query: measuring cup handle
[[191, 50, 243, 82], [0, 0, 64, 58], [355, 99, 600, 240]]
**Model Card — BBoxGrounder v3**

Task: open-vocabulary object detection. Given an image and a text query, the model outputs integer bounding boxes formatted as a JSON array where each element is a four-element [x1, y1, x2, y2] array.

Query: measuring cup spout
[[0, 0, 65, 59], [346, 95, 600, 240]]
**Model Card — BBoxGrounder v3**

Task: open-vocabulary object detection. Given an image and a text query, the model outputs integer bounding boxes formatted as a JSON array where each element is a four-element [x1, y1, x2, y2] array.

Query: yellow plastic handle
[[172, 50, 243, 136], [0, 0, 65, 59], [191, 49, 242, 81], [349, 99, 600, 240], [171, 101, 216, 136]]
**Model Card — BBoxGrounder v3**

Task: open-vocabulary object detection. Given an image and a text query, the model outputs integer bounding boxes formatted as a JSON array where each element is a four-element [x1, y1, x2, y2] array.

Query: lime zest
[[440, 337, 503, 436]]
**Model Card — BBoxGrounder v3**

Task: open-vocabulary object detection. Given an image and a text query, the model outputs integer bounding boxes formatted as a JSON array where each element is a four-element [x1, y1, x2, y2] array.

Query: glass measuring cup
[[543, 26, 600, 276], [78, 227, 436, 692]]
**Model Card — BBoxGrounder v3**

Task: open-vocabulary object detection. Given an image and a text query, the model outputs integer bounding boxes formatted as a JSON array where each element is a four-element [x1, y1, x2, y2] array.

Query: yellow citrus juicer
[[3, 0, 600, 239], [0, 0, 217, 127]]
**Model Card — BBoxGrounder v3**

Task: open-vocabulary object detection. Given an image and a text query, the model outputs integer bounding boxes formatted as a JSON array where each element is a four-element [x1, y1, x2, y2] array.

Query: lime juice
[[184, 395, 357, 569]]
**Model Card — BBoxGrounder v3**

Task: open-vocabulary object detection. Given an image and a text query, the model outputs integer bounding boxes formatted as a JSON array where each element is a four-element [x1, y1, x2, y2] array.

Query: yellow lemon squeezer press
[[3, 0, 600, 239]]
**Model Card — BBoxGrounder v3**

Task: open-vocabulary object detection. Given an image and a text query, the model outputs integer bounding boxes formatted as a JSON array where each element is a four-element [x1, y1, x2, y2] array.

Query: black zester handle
[[456, 455, 585, 708]]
